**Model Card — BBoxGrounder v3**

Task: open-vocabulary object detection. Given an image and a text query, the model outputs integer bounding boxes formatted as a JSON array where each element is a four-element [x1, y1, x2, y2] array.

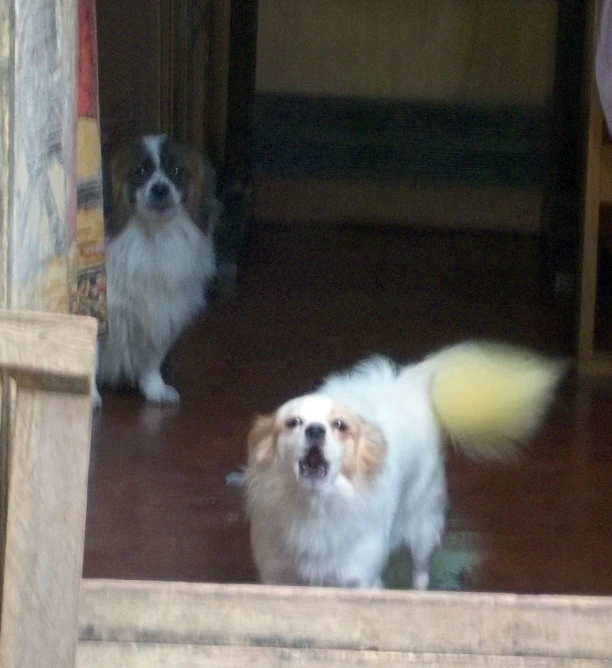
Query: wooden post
[[0, 310, 97, 668], [578, 0, 612, 374]]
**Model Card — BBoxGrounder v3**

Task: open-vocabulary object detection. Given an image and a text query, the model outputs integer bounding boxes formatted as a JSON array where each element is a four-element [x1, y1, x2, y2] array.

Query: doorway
[[86, 0, 612, 595]]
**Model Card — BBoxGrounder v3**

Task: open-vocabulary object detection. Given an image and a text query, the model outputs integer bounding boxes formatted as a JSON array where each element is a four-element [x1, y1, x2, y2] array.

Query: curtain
[[71, 0, 108, 334]]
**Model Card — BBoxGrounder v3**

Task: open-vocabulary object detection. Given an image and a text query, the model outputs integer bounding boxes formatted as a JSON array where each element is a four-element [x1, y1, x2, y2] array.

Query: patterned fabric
[[9, 0, 77, 310], [70, 0, 108, 333]]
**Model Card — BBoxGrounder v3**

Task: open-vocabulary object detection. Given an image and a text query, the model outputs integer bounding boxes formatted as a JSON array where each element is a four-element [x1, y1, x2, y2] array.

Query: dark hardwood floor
[[84, 222, 612, 594]]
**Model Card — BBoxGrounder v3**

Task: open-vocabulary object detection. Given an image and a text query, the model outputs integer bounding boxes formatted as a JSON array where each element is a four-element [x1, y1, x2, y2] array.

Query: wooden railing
[[0, 310, 97, 668], [76, 579, 612, 666]]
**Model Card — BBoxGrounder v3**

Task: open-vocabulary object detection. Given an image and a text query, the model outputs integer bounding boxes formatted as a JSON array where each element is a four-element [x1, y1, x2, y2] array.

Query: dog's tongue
[[305, 446, 324, 469]]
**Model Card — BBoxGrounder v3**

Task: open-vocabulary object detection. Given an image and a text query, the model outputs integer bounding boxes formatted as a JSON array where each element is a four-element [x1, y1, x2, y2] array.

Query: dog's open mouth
[[298, 446, 329, 481], [148, 200, 174, 213]]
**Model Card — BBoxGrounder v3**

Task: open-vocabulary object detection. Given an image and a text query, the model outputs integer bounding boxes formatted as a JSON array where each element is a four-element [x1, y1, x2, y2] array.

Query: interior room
[[84, 0, 612, 595]]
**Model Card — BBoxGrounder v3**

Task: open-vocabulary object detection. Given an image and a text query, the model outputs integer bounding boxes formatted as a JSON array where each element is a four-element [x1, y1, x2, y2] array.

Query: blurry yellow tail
[[427, 342, 567, 460]]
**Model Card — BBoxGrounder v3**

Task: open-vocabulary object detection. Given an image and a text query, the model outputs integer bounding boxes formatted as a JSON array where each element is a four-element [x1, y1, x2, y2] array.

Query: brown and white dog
[[94, 135, 220, 408], [245, 342, 565, 590]]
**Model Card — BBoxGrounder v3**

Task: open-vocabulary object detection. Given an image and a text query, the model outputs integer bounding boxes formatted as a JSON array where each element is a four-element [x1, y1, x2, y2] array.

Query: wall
[[256, 0, 557, 105], [254, 0, 559, 230]]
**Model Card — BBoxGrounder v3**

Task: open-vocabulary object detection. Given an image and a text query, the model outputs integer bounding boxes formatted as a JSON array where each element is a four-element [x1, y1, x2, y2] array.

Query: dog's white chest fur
[[97, 214, 215, 388], [250, 477, 390, 588], [292, 490, 392, 587]]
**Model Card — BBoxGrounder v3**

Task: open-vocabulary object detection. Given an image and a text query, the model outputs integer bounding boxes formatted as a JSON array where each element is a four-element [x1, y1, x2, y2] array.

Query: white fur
[[95, 214, 215, 406], [246, 357, 447, 591]]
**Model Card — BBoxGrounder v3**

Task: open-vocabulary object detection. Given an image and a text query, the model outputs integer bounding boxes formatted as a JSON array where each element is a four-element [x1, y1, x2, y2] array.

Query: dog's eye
[[332, 419, 348, 432], [285, 417, 302, 429], [133, 166, 147, 179], [173, 165, 184, 178]]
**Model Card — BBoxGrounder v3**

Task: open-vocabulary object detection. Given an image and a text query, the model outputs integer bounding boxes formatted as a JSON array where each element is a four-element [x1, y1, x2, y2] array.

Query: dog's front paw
[[147, 383, 180, 404], [140, 375, 181, 404], [92, 386, 102, 411]]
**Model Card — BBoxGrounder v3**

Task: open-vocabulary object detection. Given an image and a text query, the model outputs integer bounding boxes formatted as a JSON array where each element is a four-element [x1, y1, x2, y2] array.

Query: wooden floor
[[84, 222, 612, 595]]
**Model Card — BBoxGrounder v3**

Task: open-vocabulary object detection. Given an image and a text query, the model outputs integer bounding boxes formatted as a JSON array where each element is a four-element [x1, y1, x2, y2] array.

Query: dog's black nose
[[305, 423, 326, 440], [151, 182, 170, 200]]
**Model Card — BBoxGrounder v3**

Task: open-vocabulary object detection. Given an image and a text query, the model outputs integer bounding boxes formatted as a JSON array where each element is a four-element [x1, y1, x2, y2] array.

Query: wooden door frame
[[163, 0, 258, 176], [163, 0, 258, 275]]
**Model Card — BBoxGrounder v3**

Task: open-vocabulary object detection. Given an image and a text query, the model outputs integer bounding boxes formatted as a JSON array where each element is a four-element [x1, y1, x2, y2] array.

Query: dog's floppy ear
[[179, 145, 221, 235], [341, 416, 386, 482], [247, 413, 277, 466], [355, 420, 386, 480]]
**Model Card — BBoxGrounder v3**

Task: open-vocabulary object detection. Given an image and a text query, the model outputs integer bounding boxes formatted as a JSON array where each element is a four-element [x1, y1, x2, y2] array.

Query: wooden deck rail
[[0, 310, 97, 668]]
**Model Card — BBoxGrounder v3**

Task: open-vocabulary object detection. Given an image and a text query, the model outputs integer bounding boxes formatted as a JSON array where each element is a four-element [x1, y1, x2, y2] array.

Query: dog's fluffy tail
[[424, 341, 567, 461]]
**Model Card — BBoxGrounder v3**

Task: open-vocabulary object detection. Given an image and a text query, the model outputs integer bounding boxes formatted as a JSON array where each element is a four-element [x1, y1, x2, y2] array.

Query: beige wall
[[254, 0, 559, 229], [254, 178, 543, 232], [256, 0, 558, 105]]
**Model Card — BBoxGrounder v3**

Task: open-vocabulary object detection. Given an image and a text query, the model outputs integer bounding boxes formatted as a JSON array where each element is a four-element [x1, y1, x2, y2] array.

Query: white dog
[[245, 342, 564, 590]]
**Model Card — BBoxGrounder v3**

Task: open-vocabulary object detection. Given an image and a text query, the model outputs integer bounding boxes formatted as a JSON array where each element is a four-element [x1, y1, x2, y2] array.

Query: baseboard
[[254, 176, 543, 233], [254, 93, 552, 188]]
